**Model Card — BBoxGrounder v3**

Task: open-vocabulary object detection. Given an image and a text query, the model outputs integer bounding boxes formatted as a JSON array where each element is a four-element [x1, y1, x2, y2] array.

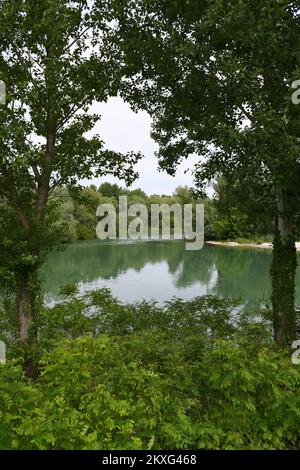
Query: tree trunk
[[19, 277, 35, 344], [271, 187, 297, 347], [18, 269, 39, 378]]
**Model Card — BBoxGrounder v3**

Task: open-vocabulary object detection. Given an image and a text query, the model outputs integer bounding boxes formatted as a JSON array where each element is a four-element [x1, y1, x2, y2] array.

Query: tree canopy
[[0, 0, 141, 367], [111, 0, 300, 346]]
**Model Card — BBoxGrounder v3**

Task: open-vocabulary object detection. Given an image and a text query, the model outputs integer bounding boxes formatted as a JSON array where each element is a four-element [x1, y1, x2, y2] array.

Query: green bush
[[0, 290, 300, 450], [213, 209, 251, 240]]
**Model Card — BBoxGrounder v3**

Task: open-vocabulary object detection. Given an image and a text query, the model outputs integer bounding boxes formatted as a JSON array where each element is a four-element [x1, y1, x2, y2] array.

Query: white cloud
[[82, 96, 199, 195]]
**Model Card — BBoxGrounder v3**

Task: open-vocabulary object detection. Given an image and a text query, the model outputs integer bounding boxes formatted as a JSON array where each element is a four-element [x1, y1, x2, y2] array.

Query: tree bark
[[18, 269, 39, 378], [19, 276, 35, 345], [271, 187, 297, 347]]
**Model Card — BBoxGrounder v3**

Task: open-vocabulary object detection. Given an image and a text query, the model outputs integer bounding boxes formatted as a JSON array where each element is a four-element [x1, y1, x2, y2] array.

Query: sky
[[84, 96, 199, 196]]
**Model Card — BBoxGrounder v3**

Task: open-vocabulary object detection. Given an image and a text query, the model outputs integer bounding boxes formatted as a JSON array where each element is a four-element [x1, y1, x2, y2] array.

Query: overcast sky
[[84, 97, 199, 195]]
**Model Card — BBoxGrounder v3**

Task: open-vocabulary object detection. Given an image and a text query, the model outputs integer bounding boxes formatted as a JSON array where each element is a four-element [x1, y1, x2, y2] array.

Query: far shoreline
[[206, 240, 300, 251]]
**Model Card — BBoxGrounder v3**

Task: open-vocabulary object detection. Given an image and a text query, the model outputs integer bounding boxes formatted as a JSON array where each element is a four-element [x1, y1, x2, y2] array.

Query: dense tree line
[[51, 181, 273, 243]]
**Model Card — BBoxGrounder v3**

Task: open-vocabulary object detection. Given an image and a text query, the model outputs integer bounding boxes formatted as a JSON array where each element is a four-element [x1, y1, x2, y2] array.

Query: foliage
[[51, 183, 221, 242], [0, 0, 141, 349], [0, 289, 300, 450], [111, 0, 300, 345], [213, 208, 251, 241], [212, 176, 272, 240]]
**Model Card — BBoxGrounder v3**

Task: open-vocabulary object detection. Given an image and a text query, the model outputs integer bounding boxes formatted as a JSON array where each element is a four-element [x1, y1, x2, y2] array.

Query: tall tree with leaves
[[0, 0, 140, 373], [111, 0, 300, 347]]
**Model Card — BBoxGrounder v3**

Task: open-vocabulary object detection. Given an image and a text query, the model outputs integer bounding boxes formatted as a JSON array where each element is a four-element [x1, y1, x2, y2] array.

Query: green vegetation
[[0, 0, 140, 369], [52, 183, 217, 243], [114, 0, 300, 346], [1, 289, 300, 450], [52, 181, 275, 244], [1, 0, 300, 453]]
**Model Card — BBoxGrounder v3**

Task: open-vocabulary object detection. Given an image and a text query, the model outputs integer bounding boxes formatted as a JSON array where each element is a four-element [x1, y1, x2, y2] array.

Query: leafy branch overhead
[[0, 0, 141, 228], [111, 0, 300, 347]]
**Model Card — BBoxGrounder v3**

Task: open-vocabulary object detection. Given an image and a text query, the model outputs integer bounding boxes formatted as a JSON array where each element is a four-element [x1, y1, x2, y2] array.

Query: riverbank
[[206, 240, 300, 251]]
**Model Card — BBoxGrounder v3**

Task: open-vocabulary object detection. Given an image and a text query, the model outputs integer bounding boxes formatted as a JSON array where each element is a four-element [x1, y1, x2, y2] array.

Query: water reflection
[[42, 240, 300, 308]]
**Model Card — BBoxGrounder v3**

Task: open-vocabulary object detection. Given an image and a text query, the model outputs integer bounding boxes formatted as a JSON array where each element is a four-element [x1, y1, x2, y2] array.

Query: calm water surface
[[42, 240, 300, 308]]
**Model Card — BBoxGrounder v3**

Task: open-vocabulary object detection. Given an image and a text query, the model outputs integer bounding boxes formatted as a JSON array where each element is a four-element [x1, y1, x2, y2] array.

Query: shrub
[[0, 290, 300, 450]]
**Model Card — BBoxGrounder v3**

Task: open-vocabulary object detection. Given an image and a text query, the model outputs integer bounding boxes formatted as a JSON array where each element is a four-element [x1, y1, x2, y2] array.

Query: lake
[[42, 239, 300, 309]]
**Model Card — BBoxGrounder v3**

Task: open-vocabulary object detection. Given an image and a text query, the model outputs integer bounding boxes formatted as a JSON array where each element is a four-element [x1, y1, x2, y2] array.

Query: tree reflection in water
[[42, 240, 300, 309]]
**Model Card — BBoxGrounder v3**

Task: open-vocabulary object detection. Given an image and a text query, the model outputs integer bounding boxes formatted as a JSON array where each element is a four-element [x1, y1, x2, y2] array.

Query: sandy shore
[[206, 240, 300, 251]]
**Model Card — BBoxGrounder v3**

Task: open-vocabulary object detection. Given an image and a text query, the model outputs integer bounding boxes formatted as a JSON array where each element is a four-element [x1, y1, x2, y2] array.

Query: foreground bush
[[0, 289, 300, 449]]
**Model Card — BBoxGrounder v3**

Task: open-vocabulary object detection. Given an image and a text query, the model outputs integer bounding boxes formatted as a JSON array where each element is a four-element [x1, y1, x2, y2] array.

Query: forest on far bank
[[53, 180, 275, 244]]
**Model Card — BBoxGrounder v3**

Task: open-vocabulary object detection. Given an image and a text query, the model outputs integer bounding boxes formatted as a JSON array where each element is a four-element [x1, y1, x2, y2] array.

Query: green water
[[42, 239, 300, 308]]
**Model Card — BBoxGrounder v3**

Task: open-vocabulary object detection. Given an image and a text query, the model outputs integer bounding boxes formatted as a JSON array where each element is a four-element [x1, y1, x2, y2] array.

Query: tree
[[98, 182, 126, 199], [52, 187, 78, 243], [0, 0, 140, 373], [173, 186, 192, 205], [213, 176, 273, 240], [112, 0, 300, 347]]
